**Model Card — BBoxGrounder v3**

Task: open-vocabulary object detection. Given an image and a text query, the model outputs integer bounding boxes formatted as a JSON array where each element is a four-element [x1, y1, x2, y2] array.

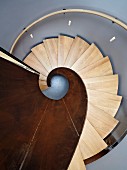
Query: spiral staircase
[[0, 34, 122, 169]]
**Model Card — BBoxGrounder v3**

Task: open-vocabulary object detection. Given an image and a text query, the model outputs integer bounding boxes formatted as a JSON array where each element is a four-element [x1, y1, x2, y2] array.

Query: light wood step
[[31, 44, 52, 72], [87, 89, 122, 101], [78, 56, 113, 79], [79, 120, 107, 160], [64, 36, 89, 67], [39, 74, 47, 81], [88, 97, 121, 117], [87, 89, 122, 117], [83, 75, 118, 94], [58, 35, 73, 67], [87, 103, 119, 138], [68, 146, 86, 170], [44, 38, 58, 69], [39, 80, 48, 90], [71, 43, 103, 71], [24, 52, 48, 77]]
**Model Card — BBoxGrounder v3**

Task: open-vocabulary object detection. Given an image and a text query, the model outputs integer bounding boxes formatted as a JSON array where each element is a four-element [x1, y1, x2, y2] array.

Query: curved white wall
[[0, 0, 127, 50]]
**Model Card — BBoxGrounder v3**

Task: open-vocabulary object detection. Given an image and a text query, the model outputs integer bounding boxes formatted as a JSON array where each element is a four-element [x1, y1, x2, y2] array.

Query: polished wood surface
[[44, 38, 58, 69], [83, 75, 118, 94], [24, 52, 49, 89], [79, 120, 107, 160], [32, 44, 52, 72], [0, 58, 48, 170], [22, 68, 88, 170], [87, 90, 122, 117], [87, 103, 118, 138], [88, 97, 121, 117], [87, 89, 122, 101], [65, 36, 89, 67], [39, 74, 47, 81], [58, 35, 73, 67], [0, 59, 87, 170], [71, 43, 103, 71], [39, 79, 48, 90], [68, 146, 86, 170], [78, 56, 113, 79], [24, 52, 48, 77]]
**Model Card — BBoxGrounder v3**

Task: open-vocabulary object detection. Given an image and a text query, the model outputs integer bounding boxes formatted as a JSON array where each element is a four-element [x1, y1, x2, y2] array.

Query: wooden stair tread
[[83, 75, 118, 94], [24, 52, 48, 77], [39, 80, 48, 90], [68, 146, 86, 170], [78, 56, 113, 79], [87, 103, 118, 138], [88, 98, 121, 117], [58, 35, 73, 67], [71, 43, 103, 71], [65, 36, 89, 67], [31, 44, 52, 72], [87, 89, 122, 101], [39, 74, 47, 81], [87, 90, 122, 117], [79, 120, 107, 160], [44, 38, 58, 69]]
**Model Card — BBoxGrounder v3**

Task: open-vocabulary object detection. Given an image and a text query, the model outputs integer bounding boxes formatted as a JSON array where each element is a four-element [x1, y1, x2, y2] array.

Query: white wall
[[0, 0, 127, 50]]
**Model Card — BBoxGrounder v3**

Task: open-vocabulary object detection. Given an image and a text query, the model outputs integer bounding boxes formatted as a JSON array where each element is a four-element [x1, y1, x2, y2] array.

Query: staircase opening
[[42, 74, 69, 100]]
